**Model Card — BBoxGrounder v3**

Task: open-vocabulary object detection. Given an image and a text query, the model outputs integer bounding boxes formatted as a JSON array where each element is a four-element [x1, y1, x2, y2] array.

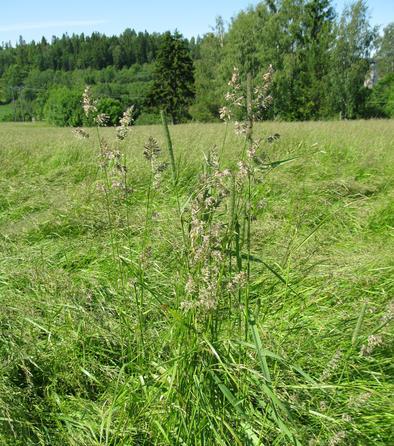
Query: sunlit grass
[[0, 120, 393, 445]]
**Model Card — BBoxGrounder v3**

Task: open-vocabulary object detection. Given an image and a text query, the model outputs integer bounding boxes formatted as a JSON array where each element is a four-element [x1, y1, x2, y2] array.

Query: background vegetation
[[1, 0, 393, 124]]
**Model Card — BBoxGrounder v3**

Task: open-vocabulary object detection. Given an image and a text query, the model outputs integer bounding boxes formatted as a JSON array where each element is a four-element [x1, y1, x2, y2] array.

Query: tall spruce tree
[[147, 31, 195, 123]]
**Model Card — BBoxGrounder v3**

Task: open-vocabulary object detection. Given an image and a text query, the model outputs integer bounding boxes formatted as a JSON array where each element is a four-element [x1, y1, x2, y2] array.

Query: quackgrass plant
[[72, 67, 313, 445]]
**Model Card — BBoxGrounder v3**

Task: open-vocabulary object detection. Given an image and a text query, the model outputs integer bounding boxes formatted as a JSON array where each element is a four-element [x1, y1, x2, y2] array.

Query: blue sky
[[1, 0, 392, 44]]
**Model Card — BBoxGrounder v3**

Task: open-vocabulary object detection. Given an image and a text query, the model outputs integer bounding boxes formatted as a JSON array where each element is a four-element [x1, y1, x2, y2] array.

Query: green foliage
[[326, 0, 378, 119], [191, 31, 225, 122], [0, 2, 391, 123], [96, 97, 122, 126], [366, 73, 394, 117], [43, 86, 84, 126], [134, 111, 161, 125], [32, 90, 49, 121], [147, 32, 195, 123], [376, 23, 394, 78], [211, 0, 378, 121], [0, 64, 155, 122], [0, 98, 33, 122], [0, 103, 14, 121], [0, 30, 161, 74], [0, 64, 28, 102]]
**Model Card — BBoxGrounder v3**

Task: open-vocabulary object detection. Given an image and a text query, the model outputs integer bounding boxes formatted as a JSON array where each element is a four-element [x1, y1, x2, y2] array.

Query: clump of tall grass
[[71, 67, 309, 445], [67, 69, 393, 445]]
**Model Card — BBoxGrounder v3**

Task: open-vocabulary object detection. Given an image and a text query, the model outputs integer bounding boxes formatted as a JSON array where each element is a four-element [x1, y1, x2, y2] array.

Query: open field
[[0, 120, 393, 445]]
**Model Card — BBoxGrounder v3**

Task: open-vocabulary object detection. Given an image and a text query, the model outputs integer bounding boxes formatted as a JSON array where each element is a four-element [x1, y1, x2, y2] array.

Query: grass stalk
[[161, 110, 177, 183]]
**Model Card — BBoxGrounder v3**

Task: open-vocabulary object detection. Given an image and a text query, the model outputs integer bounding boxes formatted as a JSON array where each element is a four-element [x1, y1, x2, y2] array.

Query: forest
[[0, 0, 393, 125]]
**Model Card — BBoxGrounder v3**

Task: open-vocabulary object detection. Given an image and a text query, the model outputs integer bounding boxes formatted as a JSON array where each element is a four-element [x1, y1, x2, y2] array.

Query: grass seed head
[[144, 137, 161, 161], [72, 127, 90, 139], [360, 334, 383, 356], [320, 349, 343, 381], [95, 113, 110, 126], [328, 431, 346, 446], [219, 106, 231, 121], [82, 85, 97, 116], [116, 106, 135, 140]]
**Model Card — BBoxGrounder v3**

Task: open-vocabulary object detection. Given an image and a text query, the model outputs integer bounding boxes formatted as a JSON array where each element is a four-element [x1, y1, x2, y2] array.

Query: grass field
[[0, 120, 393, 445]]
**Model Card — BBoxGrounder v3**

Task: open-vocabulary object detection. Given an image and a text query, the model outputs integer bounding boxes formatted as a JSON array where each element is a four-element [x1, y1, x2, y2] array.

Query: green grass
[[0, 120, 393, 445]]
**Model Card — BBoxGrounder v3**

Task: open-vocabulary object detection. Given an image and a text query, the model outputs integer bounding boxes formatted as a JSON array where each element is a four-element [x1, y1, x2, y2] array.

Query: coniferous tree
[[147, 31, 195, 123]]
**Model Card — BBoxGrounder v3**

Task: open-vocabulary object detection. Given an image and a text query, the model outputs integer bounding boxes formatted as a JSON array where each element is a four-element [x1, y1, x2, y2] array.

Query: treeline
[[192, 0, 393, 121], [1, 65, 157, 124], [0, 29, 172, 71], [0, 0, 393, 125]]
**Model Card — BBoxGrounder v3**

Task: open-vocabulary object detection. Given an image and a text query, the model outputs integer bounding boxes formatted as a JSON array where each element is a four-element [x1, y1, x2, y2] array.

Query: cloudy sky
[[0, 0, 392, 44]]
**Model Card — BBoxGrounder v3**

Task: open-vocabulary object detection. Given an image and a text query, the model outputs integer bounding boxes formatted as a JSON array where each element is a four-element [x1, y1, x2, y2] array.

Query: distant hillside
[[0, 1, 393, 124]]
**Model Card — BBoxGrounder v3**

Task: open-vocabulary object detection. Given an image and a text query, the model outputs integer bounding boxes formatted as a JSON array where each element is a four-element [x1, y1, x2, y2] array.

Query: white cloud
[[0, 20, 107, 32]]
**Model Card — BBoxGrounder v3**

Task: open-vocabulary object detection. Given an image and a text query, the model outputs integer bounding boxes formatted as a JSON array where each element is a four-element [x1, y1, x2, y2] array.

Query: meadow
[[0, 119, 393, 445]]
